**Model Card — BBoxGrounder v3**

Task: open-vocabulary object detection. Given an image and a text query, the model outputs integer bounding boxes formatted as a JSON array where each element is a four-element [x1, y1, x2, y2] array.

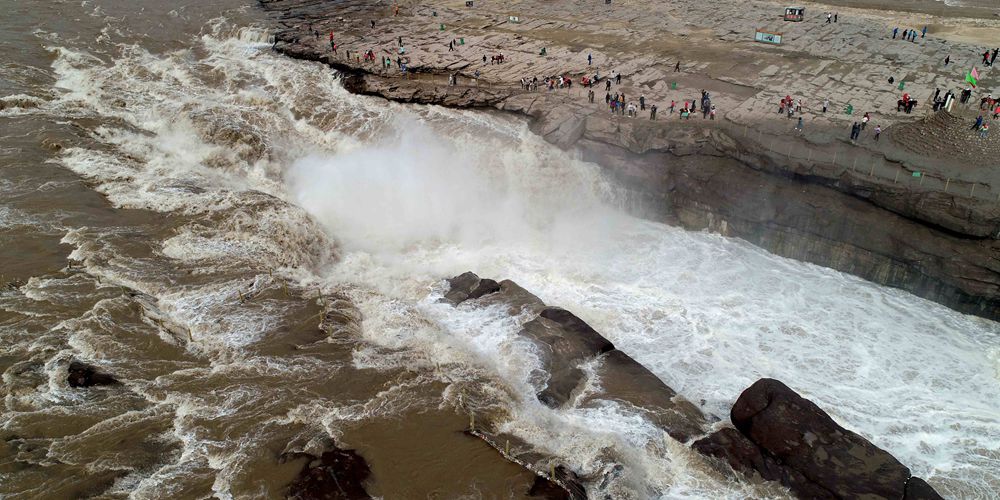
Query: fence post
[[970, 183, 975, 197], [894, 170, 899, 183], [869, 164, 875, 177], [944, 178, 950, 192], [832, 149, 838, 166], [852, 157, 857, 173]]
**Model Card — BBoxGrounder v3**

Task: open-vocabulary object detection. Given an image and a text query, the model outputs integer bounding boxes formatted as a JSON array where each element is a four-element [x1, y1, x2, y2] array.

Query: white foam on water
[[0, 93, 47, 116], [290, 105, 1000, 497], [20, 10, 999, 498]]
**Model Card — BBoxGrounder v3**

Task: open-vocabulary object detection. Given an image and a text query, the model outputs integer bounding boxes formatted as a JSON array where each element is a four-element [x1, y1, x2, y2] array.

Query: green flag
[[912, 172, 921, 178], [965, 71, 978, 88]]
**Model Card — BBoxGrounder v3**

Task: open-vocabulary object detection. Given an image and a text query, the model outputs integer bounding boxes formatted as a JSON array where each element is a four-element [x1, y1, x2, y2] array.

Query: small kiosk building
[[783, 7, 805, 21]]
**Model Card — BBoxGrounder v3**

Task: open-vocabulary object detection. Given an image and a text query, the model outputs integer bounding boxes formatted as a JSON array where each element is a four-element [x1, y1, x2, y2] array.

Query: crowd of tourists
[[314, 7, 997, 145]]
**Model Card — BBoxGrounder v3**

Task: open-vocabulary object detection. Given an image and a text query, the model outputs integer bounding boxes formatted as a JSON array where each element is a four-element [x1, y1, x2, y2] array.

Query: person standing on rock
[[795, 116, 804, 133], [826, 13, 832, 24], [979, 122, 989, 139], [834, 12, 838, 22], [674, 61, 681, 72], [874, 125, 882, 141], [861, 112, 869, 129], [973, 115, 984, 131], [901, 29, 908, 40], [670, 100, 676, 113], [650, 104, 657, 120], [616, 72, 621, 84], [944, 54, 950, 66], [921, 26, 927, 38], [640, 94, 645, 111], [850, 122, 859, 141], [709, 105, 716, 120], [449, 40, 454, 51], [588, 53, 592, 65], [606, 79, 612, 91], [983, 50, 991, 66], [892, 27, 898, 39], [822, 99, 829, 113], [606, 92, 611, 104]]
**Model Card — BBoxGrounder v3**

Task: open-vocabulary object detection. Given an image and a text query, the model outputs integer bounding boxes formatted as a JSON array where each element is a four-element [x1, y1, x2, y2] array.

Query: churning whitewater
[[1, 4, 998, 499]]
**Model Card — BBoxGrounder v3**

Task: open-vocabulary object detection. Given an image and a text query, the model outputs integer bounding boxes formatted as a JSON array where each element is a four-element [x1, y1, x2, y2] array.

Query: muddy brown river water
[[1, 1, 998, 498]]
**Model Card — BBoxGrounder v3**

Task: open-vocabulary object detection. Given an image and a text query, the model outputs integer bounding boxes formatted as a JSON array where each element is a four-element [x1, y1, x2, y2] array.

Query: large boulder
[[731, 379, 911, 499]]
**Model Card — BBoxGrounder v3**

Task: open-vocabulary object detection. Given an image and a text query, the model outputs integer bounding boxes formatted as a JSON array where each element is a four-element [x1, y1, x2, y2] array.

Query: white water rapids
[[5, 13, 999, 499]]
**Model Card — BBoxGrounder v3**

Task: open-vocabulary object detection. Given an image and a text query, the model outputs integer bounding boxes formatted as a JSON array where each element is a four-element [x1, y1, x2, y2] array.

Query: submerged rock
[[527, 465, 586, 500], [286, 447, 372, 500], [67, 361, 119, 388]]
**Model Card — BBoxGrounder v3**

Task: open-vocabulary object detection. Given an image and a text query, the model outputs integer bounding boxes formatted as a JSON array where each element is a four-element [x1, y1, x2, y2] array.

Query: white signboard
[[755, 31, 782, 44]]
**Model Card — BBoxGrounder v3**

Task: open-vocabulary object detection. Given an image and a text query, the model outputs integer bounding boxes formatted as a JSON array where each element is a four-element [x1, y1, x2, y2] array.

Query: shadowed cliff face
[[571, 135, 1000, 321], [260, 1, 1000, 321]]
